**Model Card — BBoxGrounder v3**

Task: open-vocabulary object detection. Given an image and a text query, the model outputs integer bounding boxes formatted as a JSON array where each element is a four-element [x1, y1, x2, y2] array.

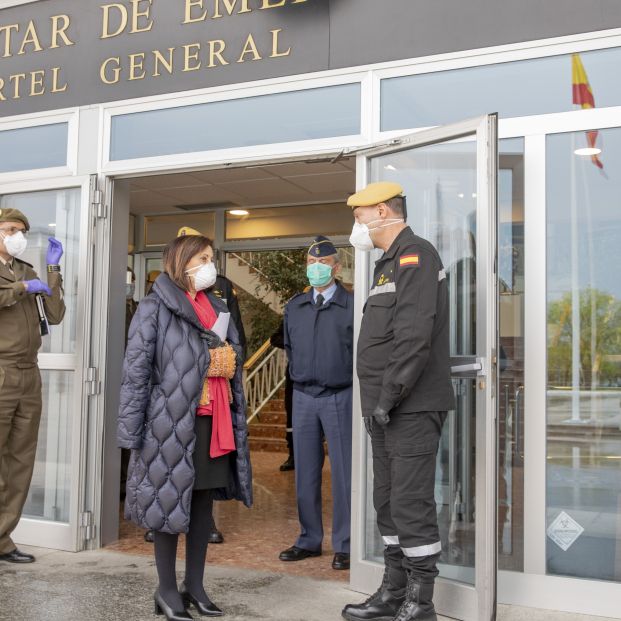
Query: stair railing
[[243, 339, 287, 424], [228, 251, 272, 282], [339, 247, 355, 271]]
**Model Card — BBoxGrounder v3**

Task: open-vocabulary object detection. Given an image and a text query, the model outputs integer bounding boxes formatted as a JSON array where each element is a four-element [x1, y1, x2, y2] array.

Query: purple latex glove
[[46, 237, 63, 265], [24, 279, 52, 296]]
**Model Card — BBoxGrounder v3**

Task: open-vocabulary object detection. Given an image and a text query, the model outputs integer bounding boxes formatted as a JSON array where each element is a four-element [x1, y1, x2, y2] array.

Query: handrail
[[239, 249, 297, 266], [229, 251, 272, 283], [339, 247, 354, 271], [244, 339, 272, 371], [244, 345, 287, 424]]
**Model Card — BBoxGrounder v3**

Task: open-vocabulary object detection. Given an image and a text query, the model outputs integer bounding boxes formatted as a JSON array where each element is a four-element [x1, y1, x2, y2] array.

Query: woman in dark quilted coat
[[118, 234, 252, 621]]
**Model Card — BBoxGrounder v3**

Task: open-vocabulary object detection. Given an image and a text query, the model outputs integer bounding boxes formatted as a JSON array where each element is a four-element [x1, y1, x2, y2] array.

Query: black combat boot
[[391, 570, 436, 621], [342, 547, 406, 621]]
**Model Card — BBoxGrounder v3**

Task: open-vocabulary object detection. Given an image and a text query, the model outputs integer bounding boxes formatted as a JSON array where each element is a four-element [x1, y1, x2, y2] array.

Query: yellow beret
[[347, 182, 404, 208], [177, 226, 202, 237], [0, 207, 30, 231]]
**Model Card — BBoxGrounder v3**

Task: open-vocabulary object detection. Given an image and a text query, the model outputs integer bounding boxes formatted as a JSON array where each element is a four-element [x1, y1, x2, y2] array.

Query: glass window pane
[[226, 203, 353, 240], [382, 47, 621, 130], [364, 380, 477, 585], [144, 257, 163, 296], [546, 128, 621, 582], [0, 123, 68, 173], [369, 142, 477, 356], [144, 212, 215, 247], [0, 188, 82, 354], [364, 141, 478, 585], [22, 370, 74, 523], [111, 84, 361, 161]]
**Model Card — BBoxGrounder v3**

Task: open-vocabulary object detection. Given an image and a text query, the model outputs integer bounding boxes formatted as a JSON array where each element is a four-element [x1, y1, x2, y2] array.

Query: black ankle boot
[[341, 562, 406, 620], [392, 572, 436, 621], [341, 574, 403, 620]]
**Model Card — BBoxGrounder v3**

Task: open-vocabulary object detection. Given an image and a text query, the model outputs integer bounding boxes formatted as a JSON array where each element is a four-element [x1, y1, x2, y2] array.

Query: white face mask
[[186, 262, 217, 291], [0, 230, 28, 257], [349, 218, 404, 252]]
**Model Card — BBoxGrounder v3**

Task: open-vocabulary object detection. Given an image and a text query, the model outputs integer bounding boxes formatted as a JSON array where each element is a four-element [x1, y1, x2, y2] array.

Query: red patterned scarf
[[186, 291, 236, 458]]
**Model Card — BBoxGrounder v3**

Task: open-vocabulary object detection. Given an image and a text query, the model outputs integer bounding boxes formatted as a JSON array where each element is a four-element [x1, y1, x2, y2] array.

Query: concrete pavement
[[0, 547, 616, 621]]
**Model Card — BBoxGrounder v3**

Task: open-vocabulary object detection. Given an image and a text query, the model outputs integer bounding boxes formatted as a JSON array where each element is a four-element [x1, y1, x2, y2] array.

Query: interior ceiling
[[129, 158, 356, 215]]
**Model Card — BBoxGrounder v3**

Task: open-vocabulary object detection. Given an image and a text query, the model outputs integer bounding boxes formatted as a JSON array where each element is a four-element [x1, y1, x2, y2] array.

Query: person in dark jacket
[[270, 320, 294, 471], [118, 234, 252, 621], [342, 183, 455, 621], [279, 236, 354, 571]]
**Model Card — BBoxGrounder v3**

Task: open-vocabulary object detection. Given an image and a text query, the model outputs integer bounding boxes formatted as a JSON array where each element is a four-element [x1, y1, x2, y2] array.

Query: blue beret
[[308, 235, 337, 258]]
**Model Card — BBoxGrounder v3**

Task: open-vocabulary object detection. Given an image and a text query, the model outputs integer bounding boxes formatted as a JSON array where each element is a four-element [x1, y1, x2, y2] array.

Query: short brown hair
[[385, 196, 405, 217], [162, 235, 213, 291]]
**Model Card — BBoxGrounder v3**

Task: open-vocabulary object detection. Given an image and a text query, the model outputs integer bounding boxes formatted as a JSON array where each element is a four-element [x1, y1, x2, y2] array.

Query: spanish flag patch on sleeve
[[399, 254, 420, 267]]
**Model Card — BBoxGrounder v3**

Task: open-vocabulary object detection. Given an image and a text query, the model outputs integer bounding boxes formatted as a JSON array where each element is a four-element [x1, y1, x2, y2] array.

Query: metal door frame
[[2, 174, 96, 552], [349, 115, 499, 621]]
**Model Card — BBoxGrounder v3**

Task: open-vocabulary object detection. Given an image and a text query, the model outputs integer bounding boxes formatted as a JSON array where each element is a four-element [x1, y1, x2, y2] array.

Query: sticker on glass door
[[547, 511, 584, 552]]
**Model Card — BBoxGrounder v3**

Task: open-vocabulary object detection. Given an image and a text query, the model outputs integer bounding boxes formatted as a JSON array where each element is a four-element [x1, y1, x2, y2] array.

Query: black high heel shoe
[[154, 590, 194, 620], [180, 585, 224, 617]]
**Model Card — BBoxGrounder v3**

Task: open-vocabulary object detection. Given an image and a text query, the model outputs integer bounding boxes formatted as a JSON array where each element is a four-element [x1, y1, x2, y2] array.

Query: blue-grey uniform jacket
[[284, 281, 354, 397]]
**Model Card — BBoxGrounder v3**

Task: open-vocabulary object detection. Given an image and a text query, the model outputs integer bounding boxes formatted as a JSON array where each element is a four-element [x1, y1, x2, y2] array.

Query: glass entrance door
[[0, 176, 95, 552], [351, 115, 498, 621]]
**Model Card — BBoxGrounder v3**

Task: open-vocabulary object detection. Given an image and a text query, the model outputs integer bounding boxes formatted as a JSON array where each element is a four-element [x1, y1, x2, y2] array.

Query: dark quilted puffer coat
[[118, 273, 253, 534]]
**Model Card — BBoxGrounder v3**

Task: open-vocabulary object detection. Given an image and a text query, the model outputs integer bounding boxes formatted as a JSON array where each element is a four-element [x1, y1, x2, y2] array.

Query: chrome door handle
[[514, 385, 524, 462], [451, 358, 486, 376]]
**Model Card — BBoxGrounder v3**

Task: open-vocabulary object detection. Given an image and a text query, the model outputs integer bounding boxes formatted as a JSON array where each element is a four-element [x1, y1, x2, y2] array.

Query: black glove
[[364, 417, 373, 436], [372, 405, 391, 427], [201, 331, 223, 348]]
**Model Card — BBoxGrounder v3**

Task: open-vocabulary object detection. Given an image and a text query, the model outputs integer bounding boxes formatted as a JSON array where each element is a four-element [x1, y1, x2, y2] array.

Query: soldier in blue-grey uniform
[[342, 182, 455, 621], [279, 236, 354, 571]]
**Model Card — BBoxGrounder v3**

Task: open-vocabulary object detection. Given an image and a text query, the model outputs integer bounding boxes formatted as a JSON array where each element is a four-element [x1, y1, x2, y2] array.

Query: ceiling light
[[472, 193, 477, 198], [229, 209, 249, 216], [574, 147, 602, 156], [48, 223, 57, 227], [384, 164, 397, 171], [457, 193, 465, 199]]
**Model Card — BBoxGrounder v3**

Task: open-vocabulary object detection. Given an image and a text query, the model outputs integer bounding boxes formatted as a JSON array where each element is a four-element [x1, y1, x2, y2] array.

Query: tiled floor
[[106, 451, 348, 582]]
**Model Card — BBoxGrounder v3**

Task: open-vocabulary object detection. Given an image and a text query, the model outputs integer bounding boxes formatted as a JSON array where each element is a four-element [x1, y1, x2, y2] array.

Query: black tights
[[154, 490, 214, 610]]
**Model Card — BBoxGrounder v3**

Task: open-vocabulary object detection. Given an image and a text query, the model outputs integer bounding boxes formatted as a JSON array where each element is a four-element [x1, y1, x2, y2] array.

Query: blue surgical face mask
[[307, 262, 334, 288]]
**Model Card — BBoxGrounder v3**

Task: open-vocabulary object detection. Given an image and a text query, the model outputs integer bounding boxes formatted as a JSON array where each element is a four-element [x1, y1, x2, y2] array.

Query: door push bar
[[450, 357, 486, 376]]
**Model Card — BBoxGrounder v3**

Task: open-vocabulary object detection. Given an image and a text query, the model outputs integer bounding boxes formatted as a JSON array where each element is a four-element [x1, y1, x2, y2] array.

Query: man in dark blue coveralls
[[279, 236, 354, 571]]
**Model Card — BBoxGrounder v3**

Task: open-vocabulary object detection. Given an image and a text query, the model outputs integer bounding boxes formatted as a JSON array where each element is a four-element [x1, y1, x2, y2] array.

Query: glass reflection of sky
[[382, 47, 621, 130], [547, 128, 621, 301]]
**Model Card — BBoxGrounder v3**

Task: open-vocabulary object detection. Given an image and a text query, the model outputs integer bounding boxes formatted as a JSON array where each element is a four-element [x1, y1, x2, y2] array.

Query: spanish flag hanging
[[571, 53, 604, 170]]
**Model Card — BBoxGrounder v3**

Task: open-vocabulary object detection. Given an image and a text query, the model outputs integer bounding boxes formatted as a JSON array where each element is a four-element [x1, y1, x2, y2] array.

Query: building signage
[[0, 0, 330, 116], [1, 0, 621, 117]]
